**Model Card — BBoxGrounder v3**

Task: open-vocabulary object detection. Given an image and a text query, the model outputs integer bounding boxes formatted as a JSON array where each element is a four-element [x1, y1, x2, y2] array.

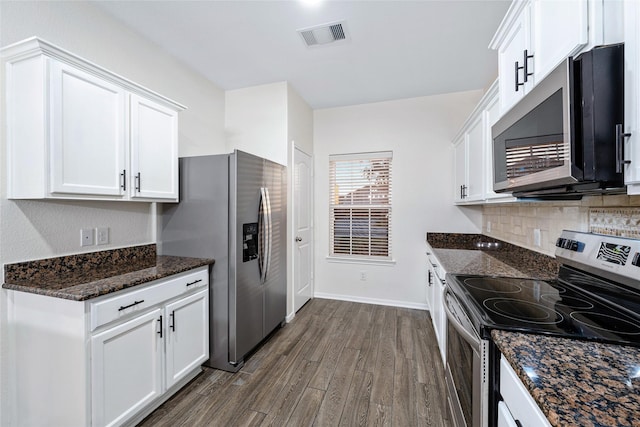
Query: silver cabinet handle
[[295, 236, 302, 242]]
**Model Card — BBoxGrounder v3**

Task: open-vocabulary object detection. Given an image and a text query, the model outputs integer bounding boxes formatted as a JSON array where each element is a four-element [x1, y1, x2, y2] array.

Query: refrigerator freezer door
[[263, 160, 287, 335]]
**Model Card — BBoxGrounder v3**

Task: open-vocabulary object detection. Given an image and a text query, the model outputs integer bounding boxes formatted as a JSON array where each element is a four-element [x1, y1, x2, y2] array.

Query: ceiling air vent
[[297, 21, 349, 48]]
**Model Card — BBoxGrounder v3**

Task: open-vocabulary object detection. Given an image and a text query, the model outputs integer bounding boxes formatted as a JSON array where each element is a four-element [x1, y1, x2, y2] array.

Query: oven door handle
[[443, 287, 482, 350]]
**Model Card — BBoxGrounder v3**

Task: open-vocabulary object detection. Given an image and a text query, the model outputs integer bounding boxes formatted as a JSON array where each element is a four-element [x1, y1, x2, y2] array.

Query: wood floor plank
[[249, 337, 311, 414], [366, 403, 392, 427], [259, 359, 319, 426], [392, 356, 415, 426], [345, 307, 372, 350], [287, 387, 325, 427], [415, 380, 447, 427], [338, 369, 373, 427], [313, 347, 360, 426], [305, 316, 341, 362], [355, 307, 385, 372], [235, 409, 267, 427], [370, 307, 397, 406], [397, 315, 414, 360], [139, 299, 451, 427]]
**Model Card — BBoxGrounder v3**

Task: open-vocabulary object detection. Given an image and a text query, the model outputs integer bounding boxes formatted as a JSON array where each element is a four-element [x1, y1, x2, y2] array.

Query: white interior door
[[294, 147, 313, 312]]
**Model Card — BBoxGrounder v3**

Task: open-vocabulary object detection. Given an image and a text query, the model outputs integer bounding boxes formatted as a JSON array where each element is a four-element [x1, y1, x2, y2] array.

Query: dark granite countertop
[[492, 330, 640, 427], [425, 232, 559, 280], [428, 248, 526, 277], [3, 245, 214, 301]]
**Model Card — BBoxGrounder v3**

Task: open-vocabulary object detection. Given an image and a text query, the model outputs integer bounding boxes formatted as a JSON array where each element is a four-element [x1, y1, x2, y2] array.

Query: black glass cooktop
[[446, 265, 640, 346]]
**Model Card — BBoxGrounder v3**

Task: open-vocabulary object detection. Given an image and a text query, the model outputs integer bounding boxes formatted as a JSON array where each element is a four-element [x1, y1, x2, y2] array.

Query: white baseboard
[[313, 292, 428, 311], [285, 311, 295, 323]]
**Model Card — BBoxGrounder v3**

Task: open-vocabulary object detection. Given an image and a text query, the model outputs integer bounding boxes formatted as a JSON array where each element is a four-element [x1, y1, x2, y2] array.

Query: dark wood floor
[[139, 298, 451, 427]]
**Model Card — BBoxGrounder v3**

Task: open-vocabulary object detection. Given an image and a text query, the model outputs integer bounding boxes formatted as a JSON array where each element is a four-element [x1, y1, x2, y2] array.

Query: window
[[329, 151, 392, 259]]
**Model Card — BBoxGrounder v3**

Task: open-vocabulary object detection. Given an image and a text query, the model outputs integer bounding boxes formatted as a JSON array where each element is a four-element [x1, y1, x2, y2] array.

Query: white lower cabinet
[[165, 290, 209, 389], [92, 309, 164, 427], [499, 355, 551, 427], [6, 266, 209, 427], [426, 248, 447, 364]]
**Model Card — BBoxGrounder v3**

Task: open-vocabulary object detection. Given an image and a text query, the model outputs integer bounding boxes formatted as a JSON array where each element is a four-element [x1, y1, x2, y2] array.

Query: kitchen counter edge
[[3, 255, 214, 301]]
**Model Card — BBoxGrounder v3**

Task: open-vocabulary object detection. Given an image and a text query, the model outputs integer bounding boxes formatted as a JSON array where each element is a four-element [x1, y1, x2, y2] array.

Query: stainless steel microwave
[[492, 44, 625, 198]]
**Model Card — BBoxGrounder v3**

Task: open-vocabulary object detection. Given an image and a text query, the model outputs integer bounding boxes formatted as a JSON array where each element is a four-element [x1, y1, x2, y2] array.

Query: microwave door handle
[[443, 287, 481, 351], [615, 124, 632, 173]]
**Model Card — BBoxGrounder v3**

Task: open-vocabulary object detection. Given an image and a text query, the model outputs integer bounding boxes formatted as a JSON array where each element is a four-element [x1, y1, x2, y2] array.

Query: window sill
[[325, 256, 396, 266]]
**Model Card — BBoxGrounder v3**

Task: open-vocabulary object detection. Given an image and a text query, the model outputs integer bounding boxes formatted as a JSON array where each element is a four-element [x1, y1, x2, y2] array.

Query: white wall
[[313, 91, 483, 308], [225, 82, 288, 165], [286, 84, 314, 318], [225, 81, 315, 318], [0, 2, 226, 424]]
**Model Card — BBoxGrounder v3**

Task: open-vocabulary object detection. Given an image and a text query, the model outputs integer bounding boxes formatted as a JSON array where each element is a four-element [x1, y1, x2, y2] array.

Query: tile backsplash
[[482, 195, 640, 256], [590, 208, 640, 238]]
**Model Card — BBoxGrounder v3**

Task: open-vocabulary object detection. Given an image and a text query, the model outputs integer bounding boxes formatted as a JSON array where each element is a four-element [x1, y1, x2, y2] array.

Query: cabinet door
[[625, 0, 640, 194], [165, 290, 209, 389], [50, 61, 126, 196], [532, 0, 587, 82], [130, 94, 179, 200], [465, 114, 485, 201], [91, 309, 163, 427], [453, 135, 467, 203], [497, 7, 531, 114]]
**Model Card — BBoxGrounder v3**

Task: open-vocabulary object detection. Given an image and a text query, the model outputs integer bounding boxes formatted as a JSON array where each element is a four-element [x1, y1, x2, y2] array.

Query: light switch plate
[[81, 229, 94, 247]]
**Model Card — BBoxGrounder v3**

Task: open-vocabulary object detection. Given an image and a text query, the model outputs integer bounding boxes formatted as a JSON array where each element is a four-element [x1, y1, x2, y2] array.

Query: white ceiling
[[95, 0, 511, 109]]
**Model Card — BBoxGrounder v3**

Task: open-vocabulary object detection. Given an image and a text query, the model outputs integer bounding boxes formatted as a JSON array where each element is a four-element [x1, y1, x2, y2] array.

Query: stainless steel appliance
[[160, 150, 287, 372], [492, 44, 625, 198], [444, 230, 640, 427]]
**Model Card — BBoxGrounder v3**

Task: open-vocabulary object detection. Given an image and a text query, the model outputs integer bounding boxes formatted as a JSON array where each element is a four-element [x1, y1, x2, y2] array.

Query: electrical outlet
[[533, 228, 542, 247], [96, 227, 109, 245], [80, 229, 94, 247], [360, 271, 367, 281], [487, 221, 492, 233]]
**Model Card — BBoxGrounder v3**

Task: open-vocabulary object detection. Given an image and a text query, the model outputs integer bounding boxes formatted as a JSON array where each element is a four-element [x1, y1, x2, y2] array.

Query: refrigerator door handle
[[258, 188, 269, 284], [264, 187, 273, 282]]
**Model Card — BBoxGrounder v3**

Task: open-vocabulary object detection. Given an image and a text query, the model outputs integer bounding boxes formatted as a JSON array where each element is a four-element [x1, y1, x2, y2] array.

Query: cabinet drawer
[[90, 267, 208, 331], [500, 356, 550, 427]]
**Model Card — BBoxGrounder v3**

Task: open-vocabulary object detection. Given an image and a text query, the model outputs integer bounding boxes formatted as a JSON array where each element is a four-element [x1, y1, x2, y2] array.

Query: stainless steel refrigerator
[[160, 150, 286, 372]]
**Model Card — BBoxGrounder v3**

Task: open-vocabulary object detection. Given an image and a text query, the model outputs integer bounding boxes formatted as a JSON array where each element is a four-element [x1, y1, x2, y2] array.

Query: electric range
[[442, 230, 640, 427], [446, 231, 640, 346]]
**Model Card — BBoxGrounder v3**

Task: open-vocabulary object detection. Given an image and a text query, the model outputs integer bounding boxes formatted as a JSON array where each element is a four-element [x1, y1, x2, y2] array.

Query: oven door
[[444, 287, 489, 427]]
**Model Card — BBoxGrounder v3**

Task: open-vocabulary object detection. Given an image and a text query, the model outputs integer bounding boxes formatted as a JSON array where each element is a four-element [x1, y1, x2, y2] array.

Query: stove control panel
[[556, 230, 640, 288], [555, 238, 584, 252]]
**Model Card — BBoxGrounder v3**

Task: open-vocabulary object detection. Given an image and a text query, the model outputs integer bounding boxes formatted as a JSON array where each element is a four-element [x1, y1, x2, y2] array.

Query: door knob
[[295, 237, 302, 242]]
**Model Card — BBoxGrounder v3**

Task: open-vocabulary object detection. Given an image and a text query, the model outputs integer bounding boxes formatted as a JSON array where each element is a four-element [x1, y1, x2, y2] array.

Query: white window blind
[[329, 151, 392, 259]]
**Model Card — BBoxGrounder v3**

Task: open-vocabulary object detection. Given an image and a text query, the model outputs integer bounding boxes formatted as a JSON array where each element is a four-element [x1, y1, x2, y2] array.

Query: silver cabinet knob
[[295, 237, 302, 242]]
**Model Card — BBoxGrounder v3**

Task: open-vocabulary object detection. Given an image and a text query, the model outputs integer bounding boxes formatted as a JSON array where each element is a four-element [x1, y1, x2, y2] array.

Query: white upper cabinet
[[453, 134, 467, 203], [624, 0, 640, 194], [495, 4, 531, 114], [2, 37, 186, 202], [453, 81, 514, 205], [130, 94, 179, 200], [531, 0, 587, 82], [465, 113, 486, 201], [491, 0, 592, 115], [50, 61, 127, 197]]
